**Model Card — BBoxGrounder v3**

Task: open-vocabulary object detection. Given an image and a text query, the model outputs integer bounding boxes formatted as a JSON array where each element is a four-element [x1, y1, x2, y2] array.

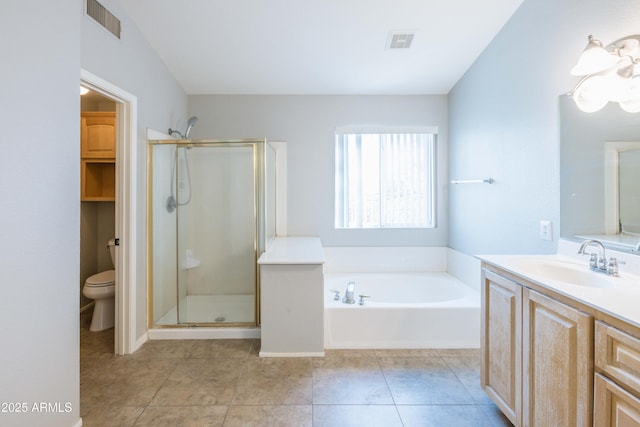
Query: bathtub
[[323, 247, 481, 349]]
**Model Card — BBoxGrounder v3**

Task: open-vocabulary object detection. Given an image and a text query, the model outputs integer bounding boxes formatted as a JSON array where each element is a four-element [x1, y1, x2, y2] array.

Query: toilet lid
[[86, 270, 115, 286]]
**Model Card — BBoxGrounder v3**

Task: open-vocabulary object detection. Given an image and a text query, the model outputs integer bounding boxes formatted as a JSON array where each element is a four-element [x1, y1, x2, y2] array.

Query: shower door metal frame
[[147, 138, 267, 329]]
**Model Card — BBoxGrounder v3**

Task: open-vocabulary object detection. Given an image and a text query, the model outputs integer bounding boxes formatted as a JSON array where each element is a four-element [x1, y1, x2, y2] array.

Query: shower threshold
[[156, 294, 255, 325]]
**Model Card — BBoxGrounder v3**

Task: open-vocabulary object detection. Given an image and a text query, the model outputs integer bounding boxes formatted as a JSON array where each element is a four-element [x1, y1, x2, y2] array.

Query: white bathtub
[[323, 247, 481, 349]]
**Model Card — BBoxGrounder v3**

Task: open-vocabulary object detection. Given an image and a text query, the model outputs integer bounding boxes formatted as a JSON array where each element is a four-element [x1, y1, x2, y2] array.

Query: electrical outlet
[[539, 220, 553, 241]]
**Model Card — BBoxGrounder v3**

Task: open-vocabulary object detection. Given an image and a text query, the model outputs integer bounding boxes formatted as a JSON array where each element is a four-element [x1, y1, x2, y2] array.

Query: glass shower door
[[175, 143, 258, 325]]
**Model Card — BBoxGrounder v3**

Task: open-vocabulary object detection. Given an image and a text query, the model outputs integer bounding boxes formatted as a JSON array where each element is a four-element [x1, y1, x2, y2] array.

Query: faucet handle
[[588, 253, 598, 270], [607, 257, 625, 276], [330, 289, 341, 300], [358, 295, 371, 305]]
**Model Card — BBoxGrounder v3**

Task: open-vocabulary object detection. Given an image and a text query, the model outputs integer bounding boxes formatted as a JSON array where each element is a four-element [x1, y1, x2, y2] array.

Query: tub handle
[[358, 295, 371, 305], [330, 289, 341, 301]]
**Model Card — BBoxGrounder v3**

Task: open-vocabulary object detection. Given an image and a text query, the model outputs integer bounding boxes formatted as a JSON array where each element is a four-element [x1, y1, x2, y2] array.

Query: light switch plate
[[539, 220, 553, 241]]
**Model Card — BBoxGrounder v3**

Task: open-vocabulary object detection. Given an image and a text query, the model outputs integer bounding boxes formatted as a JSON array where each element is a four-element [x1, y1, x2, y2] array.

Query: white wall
[[81, 0, 188, 341], [188, 95, 448, 247], [0, 1, 80, 426], [448, 0, 640, 255]]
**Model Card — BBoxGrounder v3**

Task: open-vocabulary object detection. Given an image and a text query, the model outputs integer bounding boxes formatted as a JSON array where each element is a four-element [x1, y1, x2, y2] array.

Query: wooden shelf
[[81, 159, 115, 201], [80, 112, 115, 201]]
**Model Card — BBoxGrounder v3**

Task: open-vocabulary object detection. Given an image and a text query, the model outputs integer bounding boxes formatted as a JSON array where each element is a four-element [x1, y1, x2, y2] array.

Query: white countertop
[[258, 236, 325, 265], [478, 239, 640, 329]]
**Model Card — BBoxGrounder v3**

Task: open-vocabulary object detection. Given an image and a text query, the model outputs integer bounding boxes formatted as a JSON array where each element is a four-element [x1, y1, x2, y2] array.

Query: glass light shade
[[619, 77, 640, 112], [572, 75, 611, 112], [80, 86, 90, 95], [570, 47, 619, 76]]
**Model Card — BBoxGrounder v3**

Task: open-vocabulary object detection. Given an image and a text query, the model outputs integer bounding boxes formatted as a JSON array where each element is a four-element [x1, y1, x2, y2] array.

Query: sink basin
[[510, 258, 618, 288]]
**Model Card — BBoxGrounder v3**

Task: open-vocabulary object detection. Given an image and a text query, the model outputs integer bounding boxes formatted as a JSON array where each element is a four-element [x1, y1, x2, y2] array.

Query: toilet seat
[[86, 270, 115, 287]]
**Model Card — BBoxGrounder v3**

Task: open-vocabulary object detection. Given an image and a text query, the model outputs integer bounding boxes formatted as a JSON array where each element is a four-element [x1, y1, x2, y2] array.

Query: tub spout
[[342, 281, 356, 304]]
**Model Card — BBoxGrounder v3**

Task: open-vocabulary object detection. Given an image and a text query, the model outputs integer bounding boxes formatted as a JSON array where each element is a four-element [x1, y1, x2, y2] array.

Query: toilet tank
[[108, 238, 116, 267]]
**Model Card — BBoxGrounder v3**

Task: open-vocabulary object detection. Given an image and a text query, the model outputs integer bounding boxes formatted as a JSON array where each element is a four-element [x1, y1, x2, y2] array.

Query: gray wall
[[448, 0, 640, 255], [188, 95, 448, 247], [0, 1, 80, 426], [0, 0, 187, 425], [81, 0, 188, 341]]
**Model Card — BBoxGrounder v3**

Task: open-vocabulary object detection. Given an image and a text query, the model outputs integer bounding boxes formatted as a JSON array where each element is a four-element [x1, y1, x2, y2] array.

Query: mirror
[[560, 95, 640, 252]]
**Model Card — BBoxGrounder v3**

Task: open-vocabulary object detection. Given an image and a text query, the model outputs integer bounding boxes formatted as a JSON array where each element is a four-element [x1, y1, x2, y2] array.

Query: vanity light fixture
[[569, 34, 640, 113]]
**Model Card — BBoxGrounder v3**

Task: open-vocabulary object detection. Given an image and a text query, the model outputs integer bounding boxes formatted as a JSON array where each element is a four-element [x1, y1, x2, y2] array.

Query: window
[[335, 128, 436, 229]]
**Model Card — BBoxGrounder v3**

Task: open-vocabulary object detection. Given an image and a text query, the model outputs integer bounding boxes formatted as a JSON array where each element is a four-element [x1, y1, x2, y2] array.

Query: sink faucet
[[577, 239, 606, 271], [576, 239, 623, 275], [342, 281, 356, 304]]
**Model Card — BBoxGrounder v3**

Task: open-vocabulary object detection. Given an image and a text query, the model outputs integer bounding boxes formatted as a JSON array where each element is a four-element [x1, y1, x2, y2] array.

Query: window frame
[[334, 126, 438, 230]]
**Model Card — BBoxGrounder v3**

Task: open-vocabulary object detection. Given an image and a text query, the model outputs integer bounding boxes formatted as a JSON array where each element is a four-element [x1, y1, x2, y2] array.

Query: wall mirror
[[560, 95, 640, 252]]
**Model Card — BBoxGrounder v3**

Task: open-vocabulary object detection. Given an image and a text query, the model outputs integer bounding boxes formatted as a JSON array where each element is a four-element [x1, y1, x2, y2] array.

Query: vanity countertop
[[478, 239, 640, 329]]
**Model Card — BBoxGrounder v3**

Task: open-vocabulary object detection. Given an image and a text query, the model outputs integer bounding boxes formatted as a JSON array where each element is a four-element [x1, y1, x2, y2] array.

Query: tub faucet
[[342, 281, 356, 304], [577, 239, 607, 272]]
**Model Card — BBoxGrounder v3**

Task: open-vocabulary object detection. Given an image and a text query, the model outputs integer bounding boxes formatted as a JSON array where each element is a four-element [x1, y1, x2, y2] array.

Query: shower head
[[168, 116, 199, 139], [184, 116, 198, 138]]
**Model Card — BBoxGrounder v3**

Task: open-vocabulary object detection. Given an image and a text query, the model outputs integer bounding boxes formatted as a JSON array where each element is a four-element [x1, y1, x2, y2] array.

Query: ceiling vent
[[86, 0, 121, 39], [387, 31, 415, 49]]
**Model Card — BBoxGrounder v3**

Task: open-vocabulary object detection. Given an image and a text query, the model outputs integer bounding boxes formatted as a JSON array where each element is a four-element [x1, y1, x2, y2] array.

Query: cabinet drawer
[[594, 373, 640, 426], [596, 321, 640, 395]]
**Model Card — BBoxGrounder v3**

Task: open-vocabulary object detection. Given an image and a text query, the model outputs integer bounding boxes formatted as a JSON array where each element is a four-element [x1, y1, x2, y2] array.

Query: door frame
[[81, 69, 138, 355]]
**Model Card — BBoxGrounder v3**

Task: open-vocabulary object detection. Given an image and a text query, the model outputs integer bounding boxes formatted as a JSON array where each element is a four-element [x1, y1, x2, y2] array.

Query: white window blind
[[335, 130, 436, 229]]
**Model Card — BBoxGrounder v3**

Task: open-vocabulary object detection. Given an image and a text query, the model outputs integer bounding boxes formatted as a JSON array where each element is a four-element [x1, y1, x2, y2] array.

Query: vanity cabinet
[[80, 112, 116, 201], [522, 289, 592, 427], [481, 267, 593, 426], [594, 321, 640, 426], [481, 269, 522, 425]]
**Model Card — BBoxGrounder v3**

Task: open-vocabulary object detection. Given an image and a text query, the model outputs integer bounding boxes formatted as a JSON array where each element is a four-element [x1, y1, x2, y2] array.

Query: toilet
[[83, 238, 116, 332]]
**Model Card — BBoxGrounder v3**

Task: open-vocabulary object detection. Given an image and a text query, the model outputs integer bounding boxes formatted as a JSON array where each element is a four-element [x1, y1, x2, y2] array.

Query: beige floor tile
[[313, 373, 395, 404], [380, 357, 475, 404], [312, 355, 382, 373], [128, 339, 192, 359], [232, 376, 313, 405], [481, 404, 515, 427], [244, 356, 314, 378], [224, 405, 312, 427], [374, 348, 440, 358], [134, 405, 228, 427], [80, 404, 145, 427], [313, 404, 403, 427], [169, 357, 247, 382], [443, 357, 494, 404], [397, 405, 494, 427], [82, 375, 168, 407], [186, 339, 255, 358], [150, 377, 236, 406], [321, 349, 378, 359], [438, 348, 482, 358], [80, 309, 498, 427]]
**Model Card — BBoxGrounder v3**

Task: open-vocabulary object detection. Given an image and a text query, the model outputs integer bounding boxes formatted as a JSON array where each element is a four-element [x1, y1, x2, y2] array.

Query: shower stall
[[148, 138, 277, 329]]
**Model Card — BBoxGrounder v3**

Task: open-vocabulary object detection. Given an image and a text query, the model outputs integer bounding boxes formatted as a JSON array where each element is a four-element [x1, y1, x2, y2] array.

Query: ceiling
[[120, 0, 523, 95]]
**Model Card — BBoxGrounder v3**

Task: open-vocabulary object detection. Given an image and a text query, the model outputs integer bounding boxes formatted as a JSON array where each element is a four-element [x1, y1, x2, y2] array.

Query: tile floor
[[80, 314, 513, 427]]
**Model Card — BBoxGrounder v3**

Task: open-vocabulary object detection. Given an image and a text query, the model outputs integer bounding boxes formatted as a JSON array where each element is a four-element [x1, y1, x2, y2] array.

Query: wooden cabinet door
[[523, 289, 593, 427], [481, 269, 522, 426], [81, 112, 116, 158], [595, 373, 640, 427]]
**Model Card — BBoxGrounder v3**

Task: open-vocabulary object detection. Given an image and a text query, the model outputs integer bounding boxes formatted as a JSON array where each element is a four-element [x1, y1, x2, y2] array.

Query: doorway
[[79, 90, 117, 348], [81, 69, 138, 355]]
